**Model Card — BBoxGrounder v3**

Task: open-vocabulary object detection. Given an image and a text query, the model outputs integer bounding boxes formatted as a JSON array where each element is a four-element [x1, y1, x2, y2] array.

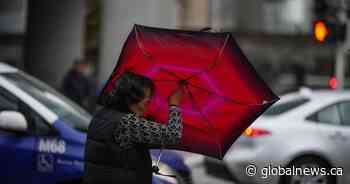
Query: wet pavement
[[183, 153, 235, 184], [191, 164, 234, 184]]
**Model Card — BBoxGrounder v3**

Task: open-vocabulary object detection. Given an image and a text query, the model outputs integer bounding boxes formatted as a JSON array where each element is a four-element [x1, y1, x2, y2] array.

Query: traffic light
[[313, 0, 328, 18], [313, 20, 328, 42], [313, 20, 346, 43], [312, 0, 347, 44]]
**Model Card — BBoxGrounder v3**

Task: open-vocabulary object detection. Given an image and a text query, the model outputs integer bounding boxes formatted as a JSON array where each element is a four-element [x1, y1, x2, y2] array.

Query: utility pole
[[313, 0, 348, 89], [335, 0, 349, 89]]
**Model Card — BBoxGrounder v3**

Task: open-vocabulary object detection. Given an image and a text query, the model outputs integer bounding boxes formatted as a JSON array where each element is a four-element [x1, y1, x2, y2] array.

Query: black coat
[[83, 105, 183, 184], [83, 108, 153, 184]]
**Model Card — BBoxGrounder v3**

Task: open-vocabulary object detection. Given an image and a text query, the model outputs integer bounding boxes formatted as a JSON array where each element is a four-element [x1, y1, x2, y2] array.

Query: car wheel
[[280, 156, 336, 184]]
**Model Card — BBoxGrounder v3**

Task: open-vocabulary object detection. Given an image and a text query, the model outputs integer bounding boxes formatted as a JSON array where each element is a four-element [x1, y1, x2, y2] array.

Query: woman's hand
[[168, 87, 184, 106]]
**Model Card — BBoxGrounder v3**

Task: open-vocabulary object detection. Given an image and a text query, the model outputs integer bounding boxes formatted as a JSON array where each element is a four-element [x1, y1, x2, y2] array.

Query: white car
[[205, 88, 350, 184]]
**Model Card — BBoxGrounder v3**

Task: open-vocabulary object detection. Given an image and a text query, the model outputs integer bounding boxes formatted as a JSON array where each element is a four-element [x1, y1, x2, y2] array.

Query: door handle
[[329, 131, 347, 141]]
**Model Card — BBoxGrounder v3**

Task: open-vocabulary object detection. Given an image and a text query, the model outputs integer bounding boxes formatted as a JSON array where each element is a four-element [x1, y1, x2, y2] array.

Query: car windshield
[[263, 97, 309, 116], [0, 72, 92, 132]]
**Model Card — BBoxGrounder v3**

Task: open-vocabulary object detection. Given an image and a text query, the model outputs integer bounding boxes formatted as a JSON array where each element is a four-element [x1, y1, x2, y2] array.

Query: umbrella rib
[[135, 27, 183, 82], [158, 68, 182, 80], [135, 26, 153, 59], [135, 29, 182, 81], [184, 85, 223, 159], [185, 82, 252, 106], [183, 34, 230, 82], [187, 82, 245, 105], [153, 79, 178, 82]]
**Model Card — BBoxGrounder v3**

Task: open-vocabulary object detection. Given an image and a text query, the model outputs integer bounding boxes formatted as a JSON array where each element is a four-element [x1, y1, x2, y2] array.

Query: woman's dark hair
[[105, 71, 155, 112]]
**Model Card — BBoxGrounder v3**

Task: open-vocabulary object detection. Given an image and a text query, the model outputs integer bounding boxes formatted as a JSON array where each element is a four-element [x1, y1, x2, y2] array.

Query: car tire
[[280, 156, 336, 184]]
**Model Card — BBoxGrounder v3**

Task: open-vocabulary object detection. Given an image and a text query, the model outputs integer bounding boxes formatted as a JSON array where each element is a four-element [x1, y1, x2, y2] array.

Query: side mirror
[[0, 111, 28, 133]]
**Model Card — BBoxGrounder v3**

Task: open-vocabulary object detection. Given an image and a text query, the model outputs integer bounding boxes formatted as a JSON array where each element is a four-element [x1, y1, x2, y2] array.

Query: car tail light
[[328, 76, 337, 90], [243, 127, 271, 137]]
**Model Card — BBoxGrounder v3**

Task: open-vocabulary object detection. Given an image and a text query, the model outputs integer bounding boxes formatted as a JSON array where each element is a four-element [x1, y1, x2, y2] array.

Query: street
[[184, 153, 235, 184], [191, 164, 234, 184]]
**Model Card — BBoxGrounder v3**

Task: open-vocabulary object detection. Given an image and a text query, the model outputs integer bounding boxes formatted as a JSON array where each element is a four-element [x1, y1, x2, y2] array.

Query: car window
[[0, 87, 18, 111], [339, 102, 350, 126], [0, 86, 53, 135], [263, 98, 309, 116], [0, 72, 91, 132], [18, 102, 54, 136], [314, 105, 341, 125]]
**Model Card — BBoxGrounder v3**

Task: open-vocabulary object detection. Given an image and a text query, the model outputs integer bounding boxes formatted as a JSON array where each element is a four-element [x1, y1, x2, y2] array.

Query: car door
[[0, 87, 19, 183], [337, 101, 350, 182], [28, 106, 60, 184], [310, 102, 350, 180], [0, 87, 36, 184]]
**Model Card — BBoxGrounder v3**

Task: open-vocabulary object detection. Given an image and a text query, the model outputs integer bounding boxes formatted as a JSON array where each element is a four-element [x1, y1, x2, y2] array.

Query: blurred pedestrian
[[61, 58, 95, 110], [83, 71, 184, 184]]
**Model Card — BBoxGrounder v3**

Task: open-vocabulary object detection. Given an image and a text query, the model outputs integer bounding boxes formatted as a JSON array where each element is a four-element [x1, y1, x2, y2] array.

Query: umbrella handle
[[155, 148, 163, 166], [152, 148, 177, 178], [168, 84, 185, 106]]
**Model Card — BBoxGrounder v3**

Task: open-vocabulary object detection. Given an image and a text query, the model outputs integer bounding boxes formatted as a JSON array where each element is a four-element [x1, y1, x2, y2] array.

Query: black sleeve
[[113, 106, 183, 149]]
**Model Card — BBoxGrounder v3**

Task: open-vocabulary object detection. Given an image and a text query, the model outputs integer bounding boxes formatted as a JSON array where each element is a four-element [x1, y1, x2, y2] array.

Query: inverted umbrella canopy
[[98, 24, 279, 160]]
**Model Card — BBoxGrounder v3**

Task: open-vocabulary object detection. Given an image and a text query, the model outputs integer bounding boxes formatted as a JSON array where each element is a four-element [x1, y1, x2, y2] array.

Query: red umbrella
[[98, 24, 279, 160]]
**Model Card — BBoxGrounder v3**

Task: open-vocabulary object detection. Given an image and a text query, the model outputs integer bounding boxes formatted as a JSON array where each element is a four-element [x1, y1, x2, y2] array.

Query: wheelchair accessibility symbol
[[37, 153, 54, 172]]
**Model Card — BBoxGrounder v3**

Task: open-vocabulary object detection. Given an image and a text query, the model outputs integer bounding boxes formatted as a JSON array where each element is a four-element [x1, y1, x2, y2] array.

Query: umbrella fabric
[[98, 24, 279, 160]]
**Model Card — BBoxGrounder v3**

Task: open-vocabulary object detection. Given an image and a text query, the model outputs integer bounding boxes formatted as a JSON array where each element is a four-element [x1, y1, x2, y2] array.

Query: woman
[[83, 71, 183, 184]]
